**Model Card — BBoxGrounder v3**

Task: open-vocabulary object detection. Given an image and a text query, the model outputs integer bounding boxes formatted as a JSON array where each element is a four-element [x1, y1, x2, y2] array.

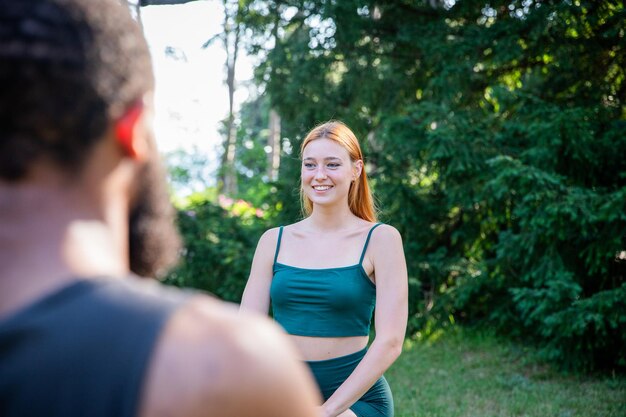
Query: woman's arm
[[322, 224, 408, 417], [239, 228, 280, 315]]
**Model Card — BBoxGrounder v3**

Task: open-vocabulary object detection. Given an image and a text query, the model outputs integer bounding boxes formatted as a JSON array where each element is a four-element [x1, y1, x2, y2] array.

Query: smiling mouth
[[312, 185, 333, 191]]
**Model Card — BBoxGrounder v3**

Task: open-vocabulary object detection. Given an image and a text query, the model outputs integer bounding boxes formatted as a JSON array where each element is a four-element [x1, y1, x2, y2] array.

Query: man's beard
[[128, 155, 181, 278]]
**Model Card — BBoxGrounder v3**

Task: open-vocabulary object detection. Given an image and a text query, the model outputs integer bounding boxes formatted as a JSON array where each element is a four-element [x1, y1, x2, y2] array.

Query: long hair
[[300, 120, 377, 222]]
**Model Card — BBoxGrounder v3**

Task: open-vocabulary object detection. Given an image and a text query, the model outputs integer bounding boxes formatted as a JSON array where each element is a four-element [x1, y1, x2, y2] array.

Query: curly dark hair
[[0, 0, 154, 181]]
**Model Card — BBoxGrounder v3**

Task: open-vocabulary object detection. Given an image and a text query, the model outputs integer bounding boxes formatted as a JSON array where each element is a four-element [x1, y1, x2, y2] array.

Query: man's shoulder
[[161, 294, 282, 360], [139, 295, 320, 417]]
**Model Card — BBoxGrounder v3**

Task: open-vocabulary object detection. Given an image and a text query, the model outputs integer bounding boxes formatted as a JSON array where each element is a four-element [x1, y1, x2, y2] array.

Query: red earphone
[[115, 102, 144, 157]]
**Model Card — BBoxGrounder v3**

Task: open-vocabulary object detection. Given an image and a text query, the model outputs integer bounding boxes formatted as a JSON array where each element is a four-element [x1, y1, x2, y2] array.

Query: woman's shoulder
[[260, 226, 282, 237], [251, 227, 284, 261], [253, 227, 279, 251], [369, 222, 402, 243], [257, 221, 301, 246]]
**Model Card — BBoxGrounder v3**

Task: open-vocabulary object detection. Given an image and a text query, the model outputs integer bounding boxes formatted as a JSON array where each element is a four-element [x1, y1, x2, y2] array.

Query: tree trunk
[[218, 0, 241, 196], [267, 109, 281, 181]]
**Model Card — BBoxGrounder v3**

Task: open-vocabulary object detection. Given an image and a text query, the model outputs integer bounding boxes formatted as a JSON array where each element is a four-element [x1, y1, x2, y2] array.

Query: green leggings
[[305, 348, 394, 417]]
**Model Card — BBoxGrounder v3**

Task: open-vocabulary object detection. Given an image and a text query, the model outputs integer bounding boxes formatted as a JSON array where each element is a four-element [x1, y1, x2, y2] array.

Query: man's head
[[0, 0, 180, 277], [0, 0, 153, 180]]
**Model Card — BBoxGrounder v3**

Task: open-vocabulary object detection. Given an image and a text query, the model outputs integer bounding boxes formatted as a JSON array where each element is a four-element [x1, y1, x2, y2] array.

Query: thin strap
[[273, 226, 284, 265], [359, 223, 382, 265]]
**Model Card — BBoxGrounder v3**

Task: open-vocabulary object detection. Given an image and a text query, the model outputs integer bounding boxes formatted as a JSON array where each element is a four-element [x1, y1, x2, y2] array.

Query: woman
[[241, 121, 408, 417]]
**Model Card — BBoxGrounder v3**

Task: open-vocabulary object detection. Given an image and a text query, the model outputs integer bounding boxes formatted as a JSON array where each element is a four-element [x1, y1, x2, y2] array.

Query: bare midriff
[[289, 335, 369, 361]]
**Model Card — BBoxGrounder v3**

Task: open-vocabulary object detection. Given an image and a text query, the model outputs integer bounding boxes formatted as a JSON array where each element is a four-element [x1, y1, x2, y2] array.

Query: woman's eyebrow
[[302, 156, 342, 161]]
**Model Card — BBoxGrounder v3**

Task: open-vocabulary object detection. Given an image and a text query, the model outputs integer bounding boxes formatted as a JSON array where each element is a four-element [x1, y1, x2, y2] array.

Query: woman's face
[[301, 138, 362, 209]]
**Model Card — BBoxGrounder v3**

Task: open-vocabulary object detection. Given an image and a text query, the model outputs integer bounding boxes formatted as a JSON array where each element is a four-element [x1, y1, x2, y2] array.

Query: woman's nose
[[314, 167, 327, 179]]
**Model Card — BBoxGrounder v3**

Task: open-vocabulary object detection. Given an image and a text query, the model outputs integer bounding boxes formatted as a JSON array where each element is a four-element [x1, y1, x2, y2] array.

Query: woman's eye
[[327, 163, 340, 168], [303, 163, 315, 169]]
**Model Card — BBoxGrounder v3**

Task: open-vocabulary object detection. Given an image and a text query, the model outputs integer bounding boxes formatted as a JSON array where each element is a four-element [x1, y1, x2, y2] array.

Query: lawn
[[386, 330, 626, 417]]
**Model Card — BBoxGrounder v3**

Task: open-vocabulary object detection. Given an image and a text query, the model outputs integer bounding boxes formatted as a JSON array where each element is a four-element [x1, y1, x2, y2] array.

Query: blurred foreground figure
[[0, 1, 320, 416]]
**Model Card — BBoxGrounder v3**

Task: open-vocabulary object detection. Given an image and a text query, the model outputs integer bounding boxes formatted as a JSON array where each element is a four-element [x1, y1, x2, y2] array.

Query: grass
[[386, 329, 626, 417]]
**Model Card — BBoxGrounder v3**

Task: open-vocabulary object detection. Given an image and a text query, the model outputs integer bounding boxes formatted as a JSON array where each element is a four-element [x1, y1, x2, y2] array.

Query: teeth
[[313, 185, 331, 191]]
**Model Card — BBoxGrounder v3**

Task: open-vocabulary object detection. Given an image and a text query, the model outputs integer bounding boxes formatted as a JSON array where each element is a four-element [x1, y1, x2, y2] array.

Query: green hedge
[[164, 195, 268, 303]]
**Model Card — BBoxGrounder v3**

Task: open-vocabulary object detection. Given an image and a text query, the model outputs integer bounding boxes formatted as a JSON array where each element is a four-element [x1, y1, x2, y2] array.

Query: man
[[0, 0, 320, 416]]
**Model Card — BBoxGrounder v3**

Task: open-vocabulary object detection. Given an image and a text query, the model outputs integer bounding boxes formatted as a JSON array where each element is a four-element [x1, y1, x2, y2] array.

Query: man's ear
[[114, 101, 148, 160]]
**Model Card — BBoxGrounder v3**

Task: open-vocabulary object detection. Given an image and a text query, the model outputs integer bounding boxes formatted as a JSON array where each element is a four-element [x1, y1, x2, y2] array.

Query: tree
[[203, 0, 245, 196], [239, 0, 626, 371]]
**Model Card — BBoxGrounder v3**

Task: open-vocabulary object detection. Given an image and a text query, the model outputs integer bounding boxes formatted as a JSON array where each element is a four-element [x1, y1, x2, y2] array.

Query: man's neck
[[0, 182, 127, 319]]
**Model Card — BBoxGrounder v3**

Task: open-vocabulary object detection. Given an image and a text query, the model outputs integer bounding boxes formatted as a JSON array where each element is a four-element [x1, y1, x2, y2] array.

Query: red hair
[[300, 121, 377, 222]]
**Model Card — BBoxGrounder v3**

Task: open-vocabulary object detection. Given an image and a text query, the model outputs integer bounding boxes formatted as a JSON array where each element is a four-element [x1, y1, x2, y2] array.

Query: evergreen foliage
[[234, 0, 626, 371]]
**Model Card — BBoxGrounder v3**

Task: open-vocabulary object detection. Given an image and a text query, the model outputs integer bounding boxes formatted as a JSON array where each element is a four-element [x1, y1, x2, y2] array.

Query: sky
[[140, 2, 253, 175]]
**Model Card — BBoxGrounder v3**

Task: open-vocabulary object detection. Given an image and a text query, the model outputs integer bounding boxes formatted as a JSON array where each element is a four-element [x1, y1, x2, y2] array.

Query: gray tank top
[[0, 277, 189, 417]]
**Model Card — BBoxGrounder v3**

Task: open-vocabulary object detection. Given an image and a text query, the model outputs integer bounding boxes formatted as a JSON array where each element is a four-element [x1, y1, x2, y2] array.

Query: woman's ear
[[353, 159, 364, 180], [114, 101, 148, 161]]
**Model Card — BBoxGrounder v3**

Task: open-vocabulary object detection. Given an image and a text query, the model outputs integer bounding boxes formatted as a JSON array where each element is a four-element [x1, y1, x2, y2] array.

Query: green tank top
[[270, 223, 381, 337]]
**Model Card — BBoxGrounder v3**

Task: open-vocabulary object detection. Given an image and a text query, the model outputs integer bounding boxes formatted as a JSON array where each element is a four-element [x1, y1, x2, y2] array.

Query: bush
[[164, 194, 269, 303]]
